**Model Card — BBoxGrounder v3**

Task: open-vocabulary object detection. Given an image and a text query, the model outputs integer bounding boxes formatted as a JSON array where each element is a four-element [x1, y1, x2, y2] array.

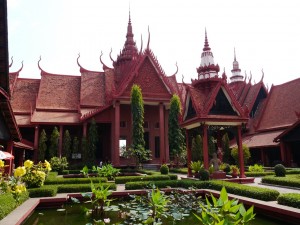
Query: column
[[58, 125, 63, 158], [164, 109, 169, 163], [83, 122, 87, 138], [113, 101, 120, 166], [7, 141, 13, 175], [159, 103, 165, 164], [280, 142, 286, 165], [33, 125, 39, 163], [186, 129, 192, 177], [203, 125, 209, 169], [237, 125, 246, 178]]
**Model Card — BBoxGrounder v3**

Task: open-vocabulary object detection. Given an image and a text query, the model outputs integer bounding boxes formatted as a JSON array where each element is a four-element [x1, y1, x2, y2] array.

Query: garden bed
[[261, 175, 300, 188]]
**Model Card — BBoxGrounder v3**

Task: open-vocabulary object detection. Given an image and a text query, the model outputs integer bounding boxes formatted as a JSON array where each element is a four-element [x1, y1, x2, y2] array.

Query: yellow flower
[[0, 160, 4, 168], [24, 160, 33, 169], [14, 166, 26, 177], [44, 160, 52, 171]]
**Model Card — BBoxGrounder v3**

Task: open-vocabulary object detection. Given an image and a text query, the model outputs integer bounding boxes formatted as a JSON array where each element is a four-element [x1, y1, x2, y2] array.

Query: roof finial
[[16, 61, 24, 73], [109, 48, 115, 64], [147, 26, 151, 50], [9, 56, 13, 68], [234, 47, 236, 61], [203, 28, 211, 51], [100, 51, 110, 70], [139, 34, 143, 54], [171, 62, 178, 77], [38, 56, 46, 75], [260, 68, 264, 82]]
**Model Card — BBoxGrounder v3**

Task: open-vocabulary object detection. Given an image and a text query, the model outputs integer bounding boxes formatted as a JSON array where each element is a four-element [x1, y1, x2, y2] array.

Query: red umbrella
[[0, 151, 14, 160]]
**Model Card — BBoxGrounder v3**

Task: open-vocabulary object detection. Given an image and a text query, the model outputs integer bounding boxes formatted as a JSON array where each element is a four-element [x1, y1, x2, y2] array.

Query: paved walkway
[[1, 175, 300, 225]]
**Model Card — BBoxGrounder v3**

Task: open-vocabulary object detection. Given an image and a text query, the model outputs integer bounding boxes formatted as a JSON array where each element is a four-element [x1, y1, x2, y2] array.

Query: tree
[[168, 94, 185, 162], [87, 118, 98, 165], [63, 130, 72, 159], [38, 129, 47, 161], [72, 136, 79, 155], [191, 135, 203, 162], [231, 144, 251, 166], [81, 137, 87, 162], [131, 84, 145, 148], [208, 136, 216, 157], [49, 126, 60, 159], [123, 84, 150, 167], [222, 133, 231, 164]]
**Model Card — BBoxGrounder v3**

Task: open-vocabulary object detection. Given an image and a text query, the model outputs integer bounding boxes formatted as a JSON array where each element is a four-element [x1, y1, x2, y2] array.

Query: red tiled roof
[[80, 71, 106, 107], [243, 83, 262, 109], [14, 139, 34, 150], [10, 78, 40, 113], [238, 130, 283, 148], [36, 74, 80, 110], [14, 115, 31, 126], [258, 78, 300, 131], [31, 111, 80, 124]]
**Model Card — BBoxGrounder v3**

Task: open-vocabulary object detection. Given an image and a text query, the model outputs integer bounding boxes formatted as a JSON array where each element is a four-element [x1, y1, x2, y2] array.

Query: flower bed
[[115, 175, 173, 184], [0, 192, 29, 220]]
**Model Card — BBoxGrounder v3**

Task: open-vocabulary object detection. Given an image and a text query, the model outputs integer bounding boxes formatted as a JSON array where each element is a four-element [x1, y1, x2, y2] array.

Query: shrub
[[261, 175, 300, 188], [160, 164, 169, 175], [274, 164, 286, 177], [190, 161, 203, 173], [199, 169, 210, 181], [50, 157, 68, 173], [278, 193, 300, 208], [231, 144, 251, 165], [168, 174, 178, 180], [115, 175, 170, 184], [57, 183, 116, 193], [286, 169, 300, 175], [0, 192, 29, 220], [245, 171, 274, 177], [92, 163, 120, 180], [169, 167, 188, 174], [219, 163, 230, 173], [44, 177, 107, 185], [28, 186, 57, 197], [248, 164, 264, 172]]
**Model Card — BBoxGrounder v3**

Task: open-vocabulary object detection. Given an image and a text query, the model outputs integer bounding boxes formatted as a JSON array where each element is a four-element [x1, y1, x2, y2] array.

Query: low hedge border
[[56, 183, 116, 193], [28, 186, 58, 198], [115, 175, 172, 184], [277, 193, 300, 208], [0, 192, 29, 220], [261, 175, 300, 188], [286, 169, 300, 175], [245, 172, 274, 177], [125, 179, 279, 201], [44, 177, 108, 185], [169, 168, 188, 174]]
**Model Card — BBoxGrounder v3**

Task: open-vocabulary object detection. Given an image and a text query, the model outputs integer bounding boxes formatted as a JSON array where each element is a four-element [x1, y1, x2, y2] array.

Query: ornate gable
[[123, 56, 171, 98], [209, 88, 238, 116]]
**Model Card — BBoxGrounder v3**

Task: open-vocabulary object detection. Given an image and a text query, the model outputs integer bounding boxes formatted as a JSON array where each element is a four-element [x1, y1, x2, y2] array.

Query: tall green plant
[[168, 94, 185, 161], [191, 135, 203, 162], [48, 127, 59, 159], [38, 129, 47, 161], [231, 144, 251, 166], [81, 137, 87, 161], [222, 133, 231, 163], [131, 84, 145, 148], [72, 136, 79, 154], [208, 136, 216, 157], [63, 130, 72, 159], [87, 118, 98, 165]]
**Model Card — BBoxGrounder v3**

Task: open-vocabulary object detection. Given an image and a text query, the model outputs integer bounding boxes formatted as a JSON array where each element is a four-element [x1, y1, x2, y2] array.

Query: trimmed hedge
[[115, 175, 171, 184], [125, 179, 279, 201], [261, 175, 300, 188], [245, 171, 274, 177], [169, 168, 188, 174], [277, 193, 300, 208], [46, 171, 58, 180], [56, 183, 116, 193], [44, 177, 107, 185], [286, 169, 300, 175], [0, 192, 29, 220], [28, 186, 57, 197]]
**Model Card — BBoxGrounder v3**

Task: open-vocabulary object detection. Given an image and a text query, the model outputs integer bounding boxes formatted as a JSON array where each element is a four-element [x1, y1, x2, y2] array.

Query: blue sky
[[7, 0, 300, 87]]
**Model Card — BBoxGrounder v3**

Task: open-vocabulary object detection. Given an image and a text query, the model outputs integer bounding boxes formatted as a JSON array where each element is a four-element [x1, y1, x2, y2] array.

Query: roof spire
[[230, 48, 243, 83], [203, 28, 211, 51], [234, 47, 236, 61]]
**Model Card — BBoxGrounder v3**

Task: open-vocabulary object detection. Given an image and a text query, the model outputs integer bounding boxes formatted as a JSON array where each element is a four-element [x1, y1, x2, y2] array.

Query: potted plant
[[230, 165, 240, 178], [190, 161, 203, 178]]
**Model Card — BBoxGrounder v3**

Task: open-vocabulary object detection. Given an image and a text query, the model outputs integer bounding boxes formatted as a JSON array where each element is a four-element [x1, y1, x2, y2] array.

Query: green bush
[[286, 169, 300, 175], [44, 177, 107, 185], [278, 193, 300, 208], [125, 179, 279, 201], [199, 169, 210, 181], [168, 174, 178, 180], [115, 175, 170, 184], [248, 164, 264, 172], [50, 157, 68, 172], [274, 164, 286, 177], [245, 171, 274, 177], [0, 192, 29, 220], [28, 186, 57, 197], [262, 175, 300, 188], [57, 183, 116, 193], [160, 164, 169, 175], [231, 144, 251, 165]]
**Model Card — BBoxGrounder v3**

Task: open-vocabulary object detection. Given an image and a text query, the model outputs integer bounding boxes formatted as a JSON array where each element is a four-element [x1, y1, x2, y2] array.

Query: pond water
[[22, 202, 292, 225]]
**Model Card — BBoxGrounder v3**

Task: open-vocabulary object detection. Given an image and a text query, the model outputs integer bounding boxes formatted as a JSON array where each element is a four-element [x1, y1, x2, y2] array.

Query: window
[[120, 121, 126, 128]]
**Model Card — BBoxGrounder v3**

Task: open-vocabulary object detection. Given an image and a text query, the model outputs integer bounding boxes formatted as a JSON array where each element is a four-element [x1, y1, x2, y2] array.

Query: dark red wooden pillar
[[164, 109, 169, 163], [159, 103, 165, 164], [203, 125, 209, 169], [83, 122, 87, 138], [186, 129, 192, 177], [260, 148, 266, 165], [280, 142, 286, 165], [59, 125, 63, 158], [113, 101, 120, 166], [33, 125, 39, 163], [237, 125, 246, 178]]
